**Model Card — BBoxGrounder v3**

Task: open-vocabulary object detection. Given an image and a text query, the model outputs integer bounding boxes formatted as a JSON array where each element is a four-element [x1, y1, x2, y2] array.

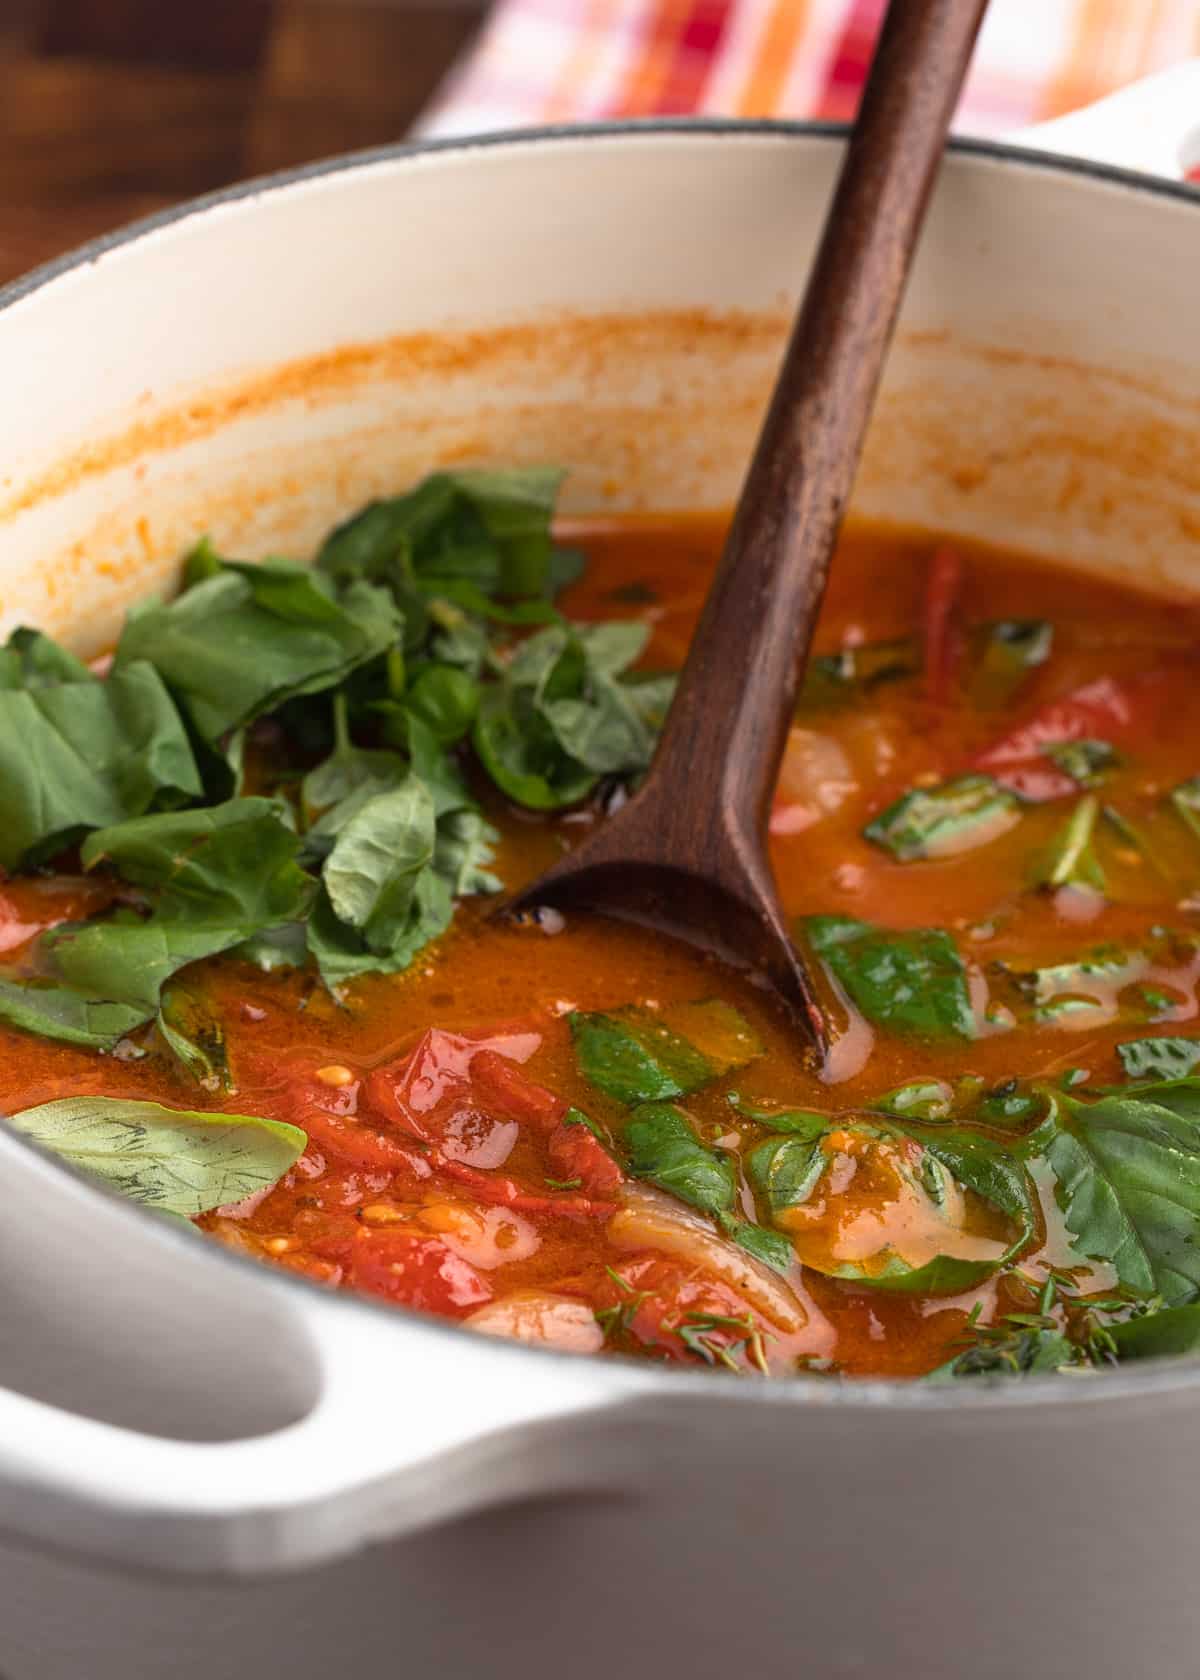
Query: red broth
[[5, 515, 1200, 1380]]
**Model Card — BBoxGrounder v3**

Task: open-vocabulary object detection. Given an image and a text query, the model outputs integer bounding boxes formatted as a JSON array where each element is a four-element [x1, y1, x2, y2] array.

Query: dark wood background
[[0, 0, 487, 284]]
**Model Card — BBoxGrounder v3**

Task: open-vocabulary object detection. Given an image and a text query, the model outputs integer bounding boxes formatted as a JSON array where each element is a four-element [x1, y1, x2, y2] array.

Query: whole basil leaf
[[303, 708, 499, 988], [80, 798, 313, 925], [1108, 1303, 1200, 1360], [803, 915, 975, 1040], [405, 664, 479, 745], [307, 868, 454, 989], [321, 778, 436, 953], [8, 1096, 305, 1217], [0, 651, 202, 870], [624, 1102, 737, 1218], [747, 1118, 1036, 1294], [0, 978, 147, 1049], [39, 800, 315, 1026], [1028, 1084, 1200, 1303], [864, 774, 1020, 862], [117, 560, 400, 742], [473, 621, 671, 811], [0, 627, 92, 688], [316, 467, 566, 601]]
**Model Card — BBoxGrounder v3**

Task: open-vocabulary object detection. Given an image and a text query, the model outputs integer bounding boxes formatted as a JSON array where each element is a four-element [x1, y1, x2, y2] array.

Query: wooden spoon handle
[[640, 0, 989, 847]]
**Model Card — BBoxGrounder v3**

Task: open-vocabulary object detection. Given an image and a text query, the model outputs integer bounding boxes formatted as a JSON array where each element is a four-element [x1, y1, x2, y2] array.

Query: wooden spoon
[[503, 0, 990, 1054]]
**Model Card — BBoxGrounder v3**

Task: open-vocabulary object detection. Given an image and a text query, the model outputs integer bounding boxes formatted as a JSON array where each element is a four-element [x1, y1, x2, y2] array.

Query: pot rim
[[4, 116, 1199, 1415], [2, 116, 1197, 319]]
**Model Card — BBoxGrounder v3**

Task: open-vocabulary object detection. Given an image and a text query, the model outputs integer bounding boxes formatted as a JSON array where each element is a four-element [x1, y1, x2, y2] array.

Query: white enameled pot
[[2, 65, 1200, 1680]]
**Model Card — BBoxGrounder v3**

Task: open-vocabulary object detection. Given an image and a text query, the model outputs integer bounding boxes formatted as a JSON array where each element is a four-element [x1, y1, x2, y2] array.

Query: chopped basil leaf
[[8, 1096, 306, 1217], [1108, 1303, 1200, 1360], [970, 619, 1053, 709], [1169, 777, 1200, 844], [1101, 803, 1172, 884], [1043, 739, 1119, 788], [473, 621, 672, 811], [158, 980, 233, 1091], [1118, 1037, 1200, 1082], [727, 1094, 828, 1135], [1033, 793, 1105, 894], [992, 930, 1198, 1030], [744, 1133, 826, 1218], [561, 1106, 604, 1138], [870, 1079, 955, 1122], [729, 1221, 795, 1273], [316, 467, 568, 602], [623, 1102, 737, 1218], [801, 637, 919, 707], [864, 774, 1021, 862], [803, 915, 975, 1040], [117, 560, 400, 744], [570, 1001, 759, 1106], [926, 1327, 1079, 1382]]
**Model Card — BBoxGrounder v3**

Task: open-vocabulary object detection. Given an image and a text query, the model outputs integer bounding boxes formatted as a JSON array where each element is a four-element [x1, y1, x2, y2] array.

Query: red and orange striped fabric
[[419, 0, 1200, 142]]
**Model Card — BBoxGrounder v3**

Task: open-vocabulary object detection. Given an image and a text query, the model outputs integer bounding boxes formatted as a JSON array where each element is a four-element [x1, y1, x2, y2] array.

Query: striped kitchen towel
[[418, 0, 1200, 140]]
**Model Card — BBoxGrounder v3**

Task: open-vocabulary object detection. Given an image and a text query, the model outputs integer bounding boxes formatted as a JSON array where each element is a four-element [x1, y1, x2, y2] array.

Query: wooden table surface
[[0, 0, 486, 285]]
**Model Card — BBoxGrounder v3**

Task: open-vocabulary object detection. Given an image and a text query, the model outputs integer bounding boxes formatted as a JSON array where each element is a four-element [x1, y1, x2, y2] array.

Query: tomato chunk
[[548, 1117, 625, 1197], [343, 1232, 492, 1315], [599, 1257, 770, 1370], [972, 672, 1172, 801], [297, 1107, 433, 1178], [363, 1027, 542, 1143], [922, 545, 966, 706]]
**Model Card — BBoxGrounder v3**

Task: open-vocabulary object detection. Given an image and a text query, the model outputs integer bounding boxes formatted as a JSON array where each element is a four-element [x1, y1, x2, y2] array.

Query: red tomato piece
[[344, 1232, 492, 1316], [601, 1257, 768, 1367], [972, 671, 1172, 801], [547, 1117, 624, 1197], [437, 1158, 616, 1219], [469, 1048, 564, 1133], [363, 1027, 541, 1142], [922, 545, 966, 706], [297, 1107, 433, 1178]]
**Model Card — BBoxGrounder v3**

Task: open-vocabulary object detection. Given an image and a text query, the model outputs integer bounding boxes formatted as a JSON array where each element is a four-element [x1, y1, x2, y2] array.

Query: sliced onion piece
[[419, 1202, 540, 1269], [464, 1291, 604, 1353], [607, 1184, 807, 1332]]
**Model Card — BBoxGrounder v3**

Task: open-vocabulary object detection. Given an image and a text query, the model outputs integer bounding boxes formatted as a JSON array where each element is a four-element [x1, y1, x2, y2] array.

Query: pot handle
[[0, 1128, 646, 1577], [1012, 59, 1200, 179]]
